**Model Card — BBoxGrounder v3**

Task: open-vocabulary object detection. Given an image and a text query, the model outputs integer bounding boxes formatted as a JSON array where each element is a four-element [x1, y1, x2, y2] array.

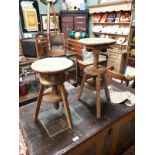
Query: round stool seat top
[[31, 57, 73, 73], [79, 38, 116, 46]]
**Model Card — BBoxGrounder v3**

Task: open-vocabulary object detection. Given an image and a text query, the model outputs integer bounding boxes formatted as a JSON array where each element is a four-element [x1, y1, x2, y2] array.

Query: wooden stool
[[31, 57, 73, 129], [77, 38, 115, 118]]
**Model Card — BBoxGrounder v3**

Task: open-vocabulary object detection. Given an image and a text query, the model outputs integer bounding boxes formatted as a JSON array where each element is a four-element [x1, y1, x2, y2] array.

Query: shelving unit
[[93, 22, 130, 25], [92, 32, 129, 37], [60, 10, 89, 38], [127, 25, 135, 67], [89, 0, 134, 74], [19, 58, 39, 106]]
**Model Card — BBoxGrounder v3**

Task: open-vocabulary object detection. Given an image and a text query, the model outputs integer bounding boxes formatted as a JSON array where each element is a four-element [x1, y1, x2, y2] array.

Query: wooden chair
[[35, 32, 49, 59], [35, 32, 66, 59], [48, 32, 66, 57], [106, 66, 135, 88]]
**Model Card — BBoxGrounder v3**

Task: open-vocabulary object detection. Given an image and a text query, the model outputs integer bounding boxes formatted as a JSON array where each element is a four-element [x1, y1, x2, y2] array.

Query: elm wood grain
[[20, 81, 134, 155]]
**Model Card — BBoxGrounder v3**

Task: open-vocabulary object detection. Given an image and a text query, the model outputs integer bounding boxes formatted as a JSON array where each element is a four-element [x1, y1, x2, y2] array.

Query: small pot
[[19, 83, 28, 96]]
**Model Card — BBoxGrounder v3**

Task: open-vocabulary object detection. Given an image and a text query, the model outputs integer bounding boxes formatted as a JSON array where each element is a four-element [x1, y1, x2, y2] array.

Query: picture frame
[[41, 14, 59, 31], [19, 0, 41, 33]]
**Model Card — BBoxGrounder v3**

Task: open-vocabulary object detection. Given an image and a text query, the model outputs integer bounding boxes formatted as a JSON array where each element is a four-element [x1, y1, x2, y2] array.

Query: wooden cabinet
[[60, 10, 89, 38], [107, 49, 127, 74], [21, 38, 37, 57], [127, 25, 135, 67]]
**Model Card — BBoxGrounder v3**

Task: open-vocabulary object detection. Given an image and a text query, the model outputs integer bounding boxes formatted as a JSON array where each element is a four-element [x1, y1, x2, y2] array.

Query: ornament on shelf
[[74, 32, 81, 39], [61, 0, 68, 10], [69, 30, 75, 39], [68, 2, 78, 10], [80, 0, 87, 10], [93, 13, 103, 23], [115, 11, 122, 23], [80, 32, 88, 39], [120, 11, 131, 22], [106, 12, 116, 23], [100, 13, 108, 23], [80, 28, 88, 39]]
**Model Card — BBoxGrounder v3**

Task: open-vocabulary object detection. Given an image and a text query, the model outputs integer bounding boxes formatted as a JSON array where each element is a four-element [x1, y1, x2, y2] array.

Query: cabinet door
[[107, 52, 119, 72], [74, 16, 87, 32], [61, 16, 73, 38]]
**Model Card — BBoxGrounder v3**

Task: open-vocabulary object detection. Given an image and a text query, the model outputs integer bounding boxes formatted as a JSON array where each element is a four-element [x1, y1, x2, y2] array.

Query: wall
[[37, 0, 62, 14], [20, 0, 62, 37], [87, 0, 98, 36], [20, 0, 98, 37]]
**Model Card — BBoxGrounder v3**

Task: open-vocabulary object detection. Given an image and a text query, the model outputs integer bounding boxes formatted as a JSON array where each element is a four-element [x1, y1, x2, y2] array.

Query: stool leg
[[77, 73, 87, 101], [103, 76, 111, 102], [96, 75, 101, 118], [33, 84, 44, 122], [52, 86, 59, 110], [60, 84, 73, 129]]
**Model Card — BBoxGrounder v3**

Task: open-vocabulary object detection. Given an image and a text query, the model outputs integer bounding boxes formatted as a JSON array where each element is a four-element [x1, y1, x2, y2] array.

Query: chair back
[[35, 32, 49, 59], [49, 32, 65, 57], [106, 66, 135, 87]]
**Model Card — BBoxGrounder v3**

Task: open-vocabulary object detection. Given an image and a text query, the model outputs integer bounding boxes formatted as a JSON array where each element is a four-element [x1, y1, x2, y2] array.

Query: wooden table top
[[79, 38, 116, 46], [31, 57, 73, 73], [19, 79, 134, 155]]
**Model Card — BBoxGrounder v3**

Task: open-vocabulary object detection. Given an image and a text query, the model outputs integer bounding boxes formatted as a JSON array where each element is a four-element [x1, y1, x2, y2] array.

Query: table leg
[[33, 84, 44, 121], [52, 86, 59, 110], [60, 84, 73, 129], [96, 75, 101, 118], [77, 73, 87, 101]]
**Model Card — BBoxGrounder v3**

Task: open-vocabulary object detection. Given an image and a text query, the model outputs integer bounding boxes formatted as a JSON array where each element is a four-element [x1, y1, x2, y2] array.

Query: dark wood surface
[[60, 10, 89, 38], [20, 80, 134, 155]]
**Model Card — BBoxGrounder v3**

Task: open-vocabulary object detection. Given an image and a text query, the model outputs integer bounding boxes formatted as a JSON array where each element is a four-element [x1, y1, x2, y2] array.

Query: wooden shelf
[[113, 43, 128, 46], [19, 92, 38, 105], [93, 22, 130, 25], [128, 56, 135, 60], [93, 32, 129, 36], [89, 0, 133, 8], [19, 57, 37, 67]]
